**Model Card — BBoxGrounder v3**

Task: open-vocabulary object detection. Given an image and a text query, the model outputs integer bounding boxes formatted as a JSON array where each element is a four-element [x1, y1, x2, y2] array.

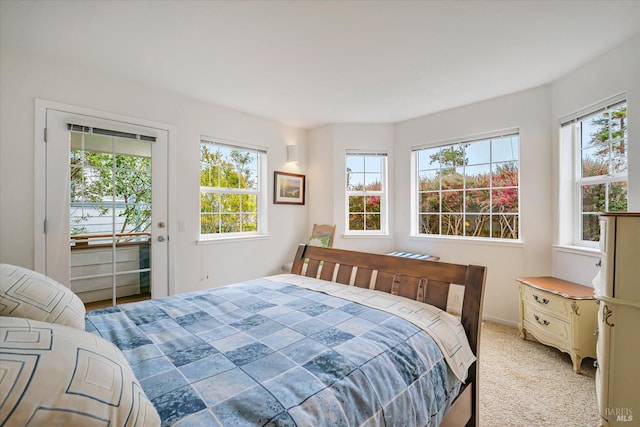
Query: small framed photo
[[274, 171, 305, 205]]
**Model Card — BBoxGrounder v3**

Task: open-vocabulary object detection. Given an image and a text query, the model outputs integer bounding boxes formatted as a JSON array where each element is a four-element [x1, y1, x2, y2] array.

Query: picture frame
[[274, 171, 305, 205]]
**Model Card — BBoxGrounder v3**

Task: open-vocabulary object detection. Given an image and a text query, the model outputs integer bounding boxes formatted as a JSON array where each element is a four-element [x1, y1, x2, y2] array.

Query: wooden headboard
[[290, 243, 486, 427]]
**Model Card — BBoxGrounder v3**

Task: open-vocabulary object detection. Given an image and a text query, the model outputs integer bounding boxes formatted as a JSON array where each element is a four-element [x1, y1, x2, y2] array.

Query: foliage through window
[[69, 131, 151, 240], [574, 102, 627, 242], [415, 133, 520, 239], [346, 152, 387, 233], [200, 139, 265, 236]]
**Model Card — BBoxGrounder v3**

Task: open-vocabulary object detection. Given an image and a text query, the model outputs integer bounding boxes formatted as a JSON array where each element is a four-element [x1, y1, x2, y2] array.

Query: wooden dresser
[[516, 276, 598, 373]]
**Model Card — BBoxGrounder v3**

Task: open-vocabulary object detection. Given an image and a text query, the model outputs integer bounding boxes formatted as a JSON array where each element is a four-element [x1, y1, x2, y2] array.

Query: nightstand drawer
[[522, 285, 570, 320], [523, 303, 570, 347]]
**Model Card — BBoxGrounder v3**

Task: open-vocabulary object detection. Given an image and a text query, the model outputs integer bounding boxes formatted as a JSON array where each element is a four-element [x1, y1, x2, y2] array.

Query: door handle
[[157, 235, 166, 242]]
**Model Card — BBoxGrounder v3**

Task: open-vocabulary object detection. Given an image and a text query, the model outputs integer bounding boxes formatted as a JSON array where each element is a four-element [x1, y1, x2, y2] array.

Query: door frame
[[34, 98, 176, 296]]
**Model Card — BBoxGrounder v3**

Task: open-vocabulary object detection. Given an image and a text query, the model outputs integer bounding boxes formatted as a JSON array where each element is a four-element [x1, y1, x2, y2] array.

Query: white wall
[[0, 47, 307, 295], [393, 86, 553, 325], [307, 123, 395, 254], [306, 124, 334, 234], [550, 35, 640, 284]]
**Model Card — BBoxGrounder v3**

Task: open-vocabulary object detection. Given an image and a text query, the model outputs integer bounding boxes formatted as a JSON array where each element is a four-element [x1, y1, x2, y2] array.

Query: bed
[[1, 245, 485, 427]]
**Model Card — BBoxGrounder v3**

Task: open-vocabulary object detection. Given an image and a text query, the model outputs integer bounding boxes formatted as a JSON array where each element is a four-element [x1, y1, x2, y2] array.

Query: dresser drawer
[[523, 303, 570, 348], [522, 285, 571, 321]]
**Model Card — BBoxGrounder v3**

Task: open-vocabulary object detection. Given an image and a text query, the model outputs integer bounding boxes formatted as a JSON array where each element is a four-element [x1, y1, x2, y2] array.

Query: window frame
[[411, 131, 521, 241], [562, 99, 628, 248], [344, 150, 388, 235], [199, 137, 268, 240]]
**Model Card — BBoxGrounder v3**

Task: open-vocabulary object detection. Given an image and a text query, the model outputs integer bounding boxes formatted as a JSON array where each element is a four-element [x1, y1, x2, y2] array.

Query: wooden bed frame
[[291, 244, 486, 427]]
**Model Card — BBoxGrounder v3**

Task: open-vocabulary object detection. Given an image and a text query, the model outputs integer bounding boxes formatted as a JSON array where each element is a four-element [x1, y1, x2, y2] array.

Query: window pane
[[582, 111, 604, 147], [492, 136, 518, 163], [365, 156, 382, 173], [221, 214, 241, 233], [610, 105, 627, 140], [364, 173, 382, 190], [201, 193, 215, 213], [442, 191, 463, 212], [608, 181, 627, 212], [242, 214, 257, 232], [365, 196, 381, 214], [418, 170, 439, 191], [442, 214, 463, 236], [200, 145, 220, 187], [582, 183, 606, 213], [115, 170, 151, 204], [418, 148, 440, 170], [349, 214, 365, 231], [492, 189, 518, 213], [611, 139, 628, 174], [582, 144, 608, 178], [241, 194, 257, 213], [347, 173, 364, 190], [492, 214, 518, 239], [465, 164, 491, 189], [349, 196, 364, 213], [465, 214, 490, 237], [346, 155, 364, 173], [419, 214, 439, 234], [582, 214, 599, 242], [441, 168, 464, 190], [419, 192, 440, 213], [466, 190, 489, 213], [492, 162, 518, 187], [71, 166, 112, 203], [200, 213, 218, 234], [465, 140, 491, 165], [365, 214, 381, 231]]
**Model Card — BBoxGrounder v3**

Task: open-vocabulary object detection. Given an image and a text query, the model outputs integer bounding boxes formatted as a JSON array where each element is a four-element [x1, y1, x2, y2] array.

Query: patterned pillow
[[0, 317, 160, 427], [0, 263, 85, 330]]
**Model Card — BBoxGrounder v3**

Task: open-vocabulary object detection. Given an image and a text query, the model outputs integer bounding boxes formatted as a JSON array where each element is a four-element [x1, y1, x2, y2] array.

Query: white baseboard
[[482, 315, 518, 328]]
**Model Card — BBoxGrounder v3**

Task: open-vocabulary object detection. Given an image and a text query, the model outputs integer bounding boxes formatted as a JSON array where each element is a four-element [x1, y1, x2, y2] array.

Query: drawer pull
[[596, 260, 602, 267], [534, 314, 549, 326], [593, 328, 599, 336], [603, 304, 615, 327], [593, 360, 598, 369], [571, 301, 581, 316], [533, 295, 549, 305]]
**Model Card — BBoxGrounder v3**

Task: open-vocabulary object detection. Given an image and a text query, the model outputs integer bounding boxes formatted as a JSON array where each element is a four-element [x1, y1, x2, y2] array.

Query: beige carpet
[[479, 321, 598, 427]]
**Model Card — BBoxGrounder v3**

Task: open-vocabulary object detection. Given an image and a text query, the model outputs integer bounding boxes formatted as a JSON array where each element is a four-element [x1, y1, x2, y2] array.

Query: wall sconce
[[287, 145, 299, 163]]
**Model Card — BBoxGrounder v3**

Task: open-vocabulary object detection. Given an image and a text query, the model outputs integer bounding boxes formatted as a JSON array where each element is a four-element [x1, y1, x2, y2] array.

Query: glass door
[[44, 108, 169, 307], [69, 128, 152, 305]]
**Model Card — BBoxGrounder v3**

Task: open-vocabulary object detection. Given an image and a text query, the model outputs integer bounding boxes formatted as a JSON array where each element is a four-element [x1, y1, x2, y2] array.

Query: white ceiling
[[2, 0, 639, 128]]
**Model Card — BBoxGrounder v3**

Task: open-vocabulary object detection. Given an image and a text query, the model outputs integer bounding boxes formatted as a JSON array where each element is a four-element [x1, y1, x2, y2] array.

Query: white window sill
[[552, 244, 600, 257], [197, 234, 270, 245], [409, 234, 524, 248]]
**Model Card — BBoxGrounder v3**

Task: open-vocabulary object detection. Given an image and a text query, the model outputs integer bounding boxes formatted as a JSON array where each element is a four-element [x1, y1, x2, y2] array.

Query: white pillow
[[0, 263, 86, 330], [0, 317, 160, 427]]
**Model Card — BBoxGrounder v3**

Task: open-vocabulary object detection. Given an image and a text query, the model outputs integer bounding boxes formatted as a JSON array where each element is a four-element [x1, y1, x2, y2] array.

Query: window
[[414, 132, 520, 239], [346, 151, 388, 233], [199, 138, 267, 237], [561, 100, 627, 245]]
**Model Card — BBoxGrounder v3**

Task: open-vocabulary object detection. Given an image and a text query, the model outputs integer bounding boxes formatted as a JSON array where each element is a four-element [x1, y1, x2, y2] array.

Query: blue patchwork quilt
[[85, 276, 462, 426]]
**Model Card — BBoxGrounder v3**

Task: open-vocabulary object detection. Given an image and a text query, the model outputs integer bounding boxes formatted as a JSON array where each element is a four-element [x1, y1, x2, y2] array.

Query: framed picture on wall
[[274, 171, 305, 205]]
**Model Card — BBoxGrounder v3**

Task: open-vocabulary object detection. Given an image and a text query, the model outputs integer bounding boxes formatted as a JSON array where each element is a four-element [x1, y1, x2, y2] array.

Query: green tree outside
[[200, 145, 258, 234]]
